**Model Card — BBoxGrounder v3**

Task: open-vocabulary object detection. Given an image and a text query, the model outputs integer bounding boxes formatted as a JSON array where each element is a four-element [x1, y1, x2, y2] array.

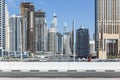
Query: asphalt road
[[0, 78, 119, 80], [0, 72, 120, 78]]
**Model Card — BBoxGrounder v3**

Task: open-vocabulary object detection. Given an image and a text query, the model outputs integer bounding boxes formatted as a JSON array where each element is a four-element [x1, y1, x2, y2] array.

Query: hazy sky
[[6, 0, 95, 39]]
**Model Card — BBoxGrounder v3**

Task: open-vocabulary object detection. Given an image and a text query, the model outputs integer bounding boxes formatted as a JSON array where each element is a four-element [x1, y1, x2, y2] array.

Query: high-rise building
[[76, 27, 89, 58], [48, 13, 57, 54], [9, 15, 22, 52], [5, 4, 10, 51], [63, 22, 73, 55], [48, 28, 57, 53], [56, 32, 63, 54], [0, 0, 5, 55], [34, 10, 47, 52], [95, 0, 120, 59], [20, 2, 35, 53]]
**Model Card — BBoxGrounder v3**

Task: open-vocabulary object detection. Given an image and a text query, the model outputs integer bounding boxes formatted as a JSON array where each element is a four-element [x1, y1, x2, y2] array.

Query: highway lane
[[0, 72, 120, 78]]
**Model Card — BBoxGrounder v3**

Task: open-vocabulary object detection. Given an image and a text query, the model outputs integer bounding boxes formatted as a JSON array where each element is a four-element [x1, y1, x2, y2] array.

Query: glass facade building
[[76, 27, 89, 58]]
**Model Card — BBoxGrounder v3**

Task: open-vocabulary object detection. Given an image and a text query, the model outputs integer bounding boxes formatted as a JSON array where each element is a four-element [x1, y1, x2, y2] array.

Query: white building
[[89, 40, 96, 57], [5, 4, 10, 51], [48, 13, 57, 54]]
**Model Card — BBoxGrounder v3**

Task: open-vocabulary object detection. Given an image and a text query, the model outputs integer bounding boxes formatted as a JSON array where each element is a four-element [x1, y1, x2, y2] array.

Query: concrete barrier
[[0, 62, 119, 72]]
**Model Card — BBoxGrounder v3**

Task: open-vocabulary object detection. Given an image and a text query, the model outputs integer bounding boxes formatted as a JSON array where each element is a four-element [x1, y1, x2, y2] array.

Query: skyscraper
[[56, 32, 63, 54], [76, 27, 89, 58], [48, 13, 57, 54], [9, 15, 22, 52], [5, 4, 10, 51], [95, 0, 120, 59], [20, 2, 35, 53], [63, 22, 73, 55], [0, 0, 5, 55], [34, 10, 47, 52]]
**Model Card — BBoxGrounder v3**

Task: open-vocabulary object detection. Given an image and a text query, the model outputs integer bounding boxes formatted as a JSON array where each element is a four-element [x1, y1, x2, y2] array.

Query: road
[[0, 72, 120, 78], [0, 78, 119, 80]]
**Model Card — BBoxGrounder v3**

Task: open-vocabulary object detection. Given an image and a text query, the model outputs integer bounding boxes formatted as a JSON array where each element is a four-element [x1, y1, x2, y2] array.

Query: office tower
[[63, 22, 73, 55], [34, 10, 47, 52], [20, 2, 35, 53], [5, 4, 10, 51], [56, 32, 63, 54], [48, 28, 57, 53], [9, 15, 22, 52], [95, 0, 120, 59], [48, 13, 57, 54], [76, 27, 89, 58], [0, 0, 5, 55]]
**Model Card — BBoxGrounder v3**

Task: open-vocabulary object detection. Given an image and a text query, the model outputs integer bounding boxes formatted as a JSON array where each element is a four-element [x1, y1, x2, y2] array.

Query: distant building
[[89, 40, 96, 57], [20, 2, 35, 53], [76, 27, 89, 58], [0, 0, 5, 55], [56, 32, 63, 54], [48, 13, 57, 54], [48, 28, 57, 53], [63, 22, 73, 55], [9, 15, 22, 52], [34, 10, 48, 52], [5, 4, 10, 51]]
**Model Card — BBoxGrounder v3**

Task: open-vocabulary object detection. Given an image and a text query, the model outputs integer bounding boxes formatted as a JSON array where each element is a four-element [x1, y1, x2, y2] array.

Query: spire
[[51, 13, 57, 28], [64, 21, 67, 33]]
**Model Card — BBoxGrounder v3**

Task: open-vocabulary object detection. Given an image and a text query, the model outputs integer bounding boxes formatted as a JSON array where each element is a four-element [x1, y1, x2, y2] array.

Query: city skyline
[[6, 0, 95, 38]]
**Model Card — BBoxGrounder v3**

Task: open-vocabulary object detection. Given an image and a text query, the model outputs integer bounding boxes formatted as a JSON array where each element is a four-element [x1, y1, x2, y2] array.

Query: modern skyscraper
[[48, 13, 57, 54], [0, 0, 5, 55], [95, 0, 120, 59], [56, 32, 63, 54], [5, 4, 10, 51], [9, 15, 22, 52], [48, 27, 57, 53], [76, 27, 89, 58], [63, 22, 73, 55], [20, 2, 35, 53], [34, 10, 47, 52]]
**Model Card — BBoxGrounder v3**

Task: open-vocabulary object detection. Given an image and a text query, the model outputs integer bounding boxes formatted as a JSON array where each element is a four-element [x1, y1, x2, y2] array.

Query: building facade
[[56, 32, 63, 54], [48, 14, 57, 54], [76, 27, 89, 58], [9, 15, 22, 52], [95, 0, 120, 59], [34, 10, 47, 52], [90, 40, 96, 57], [20, 2, 35, 53], [5, 4, 10, 51], [48, 28, 57, 54]]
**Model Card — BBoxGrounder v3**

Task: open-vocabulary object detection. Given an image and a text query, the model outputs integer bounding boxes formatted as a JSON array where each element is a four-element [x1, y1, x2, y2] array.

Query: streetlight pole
[[20, 19, 23, 61]]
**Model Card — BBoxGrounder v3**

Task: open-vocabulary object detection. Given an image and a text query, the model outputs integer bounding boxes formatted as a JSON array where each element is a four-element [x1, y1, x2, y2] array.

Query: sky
[[6, 0, 95, 39]]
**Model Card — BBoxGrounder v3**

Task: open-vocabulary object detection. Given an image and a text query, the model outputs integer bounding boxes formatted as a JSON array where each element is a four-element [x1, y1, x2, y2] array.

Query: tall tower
[[9, 15, 22, 52], [76, 27, 89, 58], [95, 0, 120, 59], [5, 4, 10, 51], [20, 2, 35, 53], [48, 13, 57, 54], [0, 0, 5, 55], [34, 10, 47, 52]]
